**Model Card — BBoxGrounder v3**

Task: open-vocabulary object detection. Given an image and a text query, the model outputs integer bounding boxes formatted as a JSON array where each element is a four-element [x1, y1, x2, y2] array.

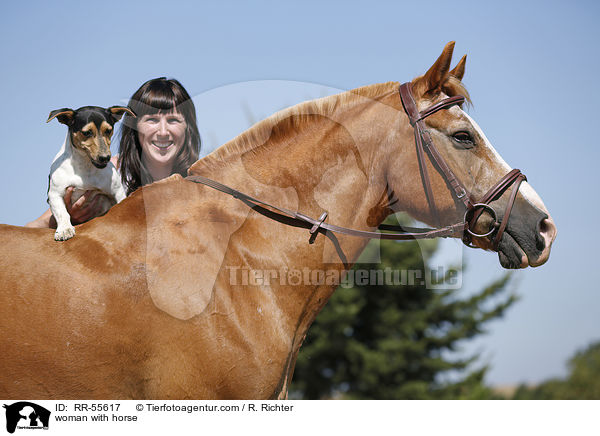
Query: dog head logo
[[3, 402, 50, 433]]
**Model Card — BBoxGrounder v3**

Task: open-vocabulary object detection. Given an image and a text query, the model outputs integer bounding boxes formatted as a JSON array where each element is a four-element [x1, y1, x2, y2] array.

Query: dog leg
[[48, 192, 75, 241], [111, 168, 127, 203]]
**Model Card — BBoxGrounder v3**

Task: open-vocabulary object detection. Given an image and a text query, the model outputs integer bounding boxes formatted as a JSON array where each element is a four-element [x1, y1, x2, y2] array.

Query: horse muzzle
[[469, 197, 557, 269]]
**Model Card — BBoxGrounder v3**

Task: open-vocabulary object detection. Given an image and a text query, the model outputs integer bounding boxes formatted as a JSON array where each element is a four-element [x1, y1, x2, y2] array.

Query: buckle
[[309, 212, 328, 244]]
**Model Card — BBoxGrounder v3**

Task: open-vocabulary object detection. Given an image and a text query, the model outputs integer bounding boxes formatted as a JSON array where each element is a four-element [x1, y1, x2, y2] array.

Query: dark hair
[[119, 77, 201, 195]]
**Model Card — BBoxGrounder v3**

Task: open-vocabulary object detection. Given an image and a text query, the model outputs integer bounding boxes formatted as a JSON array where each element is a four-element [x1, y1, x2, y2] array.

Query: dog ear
[[47, 108, 74, 125], [108, 106, 136, 122]]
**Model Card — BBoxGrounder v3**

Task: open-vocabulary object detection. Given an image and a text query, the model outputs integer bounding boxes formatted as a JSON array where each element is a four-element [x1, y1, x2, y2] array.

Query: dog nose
[[98, 155, 110, 164]]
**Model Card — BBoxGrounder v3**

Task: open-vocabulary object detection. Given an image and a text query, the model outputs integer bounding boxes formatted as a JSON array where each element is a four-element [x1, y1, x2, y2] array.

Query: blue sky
[[1, 0, 598, 386]]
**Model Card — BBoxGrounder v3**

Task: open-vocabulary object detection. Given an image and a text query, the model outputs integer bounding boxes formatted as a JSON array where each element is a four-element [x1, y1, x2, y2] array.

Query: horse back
[[0, 208, 152, 397]]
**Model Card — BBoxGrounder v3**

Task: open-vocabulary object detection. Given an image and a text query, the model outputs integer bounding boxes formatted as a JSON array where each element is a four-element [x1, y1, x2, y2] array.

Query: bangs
[[121, 77, 197, 132], [131, 82, 179, 117]]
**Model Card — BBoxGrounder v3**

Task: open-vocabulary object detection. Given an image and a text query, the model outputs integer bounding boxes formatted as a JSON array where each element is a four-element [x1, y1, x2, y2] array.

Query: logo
[[3, 402, 50, 434]]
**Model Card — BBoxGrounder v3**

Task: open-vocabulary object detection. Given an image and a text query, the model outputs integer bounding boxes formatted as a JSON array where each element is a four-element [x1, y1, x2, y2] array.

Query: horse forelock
[[189, 82, 400, 173], [412, 75, 472, 107]]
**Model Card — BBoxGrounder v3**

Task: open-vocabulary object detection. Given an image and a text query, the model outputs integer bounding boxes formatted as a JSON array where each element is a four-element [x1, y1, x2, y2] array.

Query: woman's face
[[137, 111, 187, 173]]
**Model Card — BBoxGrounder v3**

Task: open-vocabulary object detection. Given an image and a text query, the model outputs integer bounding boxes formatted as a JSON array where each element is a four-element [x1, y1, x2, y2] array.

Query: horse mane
[[190, 81, 401, 171], [190, 77, 471, 173]]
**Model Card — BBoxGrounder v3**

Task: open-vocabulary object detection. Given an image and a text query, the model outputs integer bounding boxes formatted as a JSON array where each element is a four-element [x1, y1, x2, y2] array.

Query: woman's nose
[[158, 118, 169, 136]]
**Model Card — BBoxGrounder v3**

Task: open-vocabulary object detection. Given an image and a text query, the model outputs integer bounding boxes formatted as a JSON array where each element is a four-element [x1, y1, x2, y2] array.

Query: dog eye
[[82, 130, 93, 138], [105, 128, 112, 135], [452, 131, 474, 147]]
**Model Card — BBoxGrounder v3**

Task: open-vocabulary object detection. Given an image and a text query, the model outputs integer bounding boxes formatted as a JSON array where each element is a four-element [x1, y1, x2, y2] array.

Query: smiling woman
[[119, 77, 201, 196], [137, 112, 187, 180], [25, 78, 201, 228]]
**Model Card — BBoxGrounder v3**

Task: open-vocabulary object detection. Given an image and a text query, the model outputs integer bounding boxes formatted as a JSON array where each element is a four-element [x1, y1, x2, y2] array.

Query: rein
[[186, 83, 526, 250], [185, 174, 466, 243]]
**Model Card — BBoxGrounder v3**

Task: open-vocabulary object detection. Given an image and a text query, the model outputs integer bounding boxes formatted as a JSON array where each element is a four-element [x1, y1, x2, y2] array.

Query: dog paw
[[55, 226, 75, 241]]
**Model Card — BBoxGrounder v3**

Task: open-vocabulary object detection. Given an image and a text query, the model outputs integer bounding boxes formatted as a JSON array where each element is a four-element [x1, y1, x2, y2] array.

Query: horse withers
[[0, 42, 556, 399]]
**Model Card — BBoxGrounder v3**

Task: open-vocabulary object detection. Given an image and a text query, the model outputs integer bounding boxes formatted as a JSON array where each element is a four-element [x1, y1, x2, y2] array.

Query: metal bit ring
[[464, 203, 498, 238]]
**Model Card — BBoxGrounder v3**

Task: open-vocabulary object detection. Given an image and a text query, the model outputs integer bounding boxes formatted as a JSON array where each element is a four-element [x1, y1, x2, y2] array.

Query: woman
[[26, 77, 201, 227]]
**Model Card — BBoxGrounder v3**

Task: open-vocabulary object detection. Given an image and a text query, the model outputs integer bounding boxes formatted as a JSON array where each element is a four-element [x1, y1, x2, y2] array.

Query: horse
[[0, 42, 556, 399]]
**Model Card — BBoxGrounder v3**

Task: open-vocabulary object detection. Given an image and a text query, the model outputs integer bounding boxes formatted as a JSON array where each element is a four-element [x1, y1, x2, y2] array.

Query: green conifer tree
[[290, 230, 516, 399]]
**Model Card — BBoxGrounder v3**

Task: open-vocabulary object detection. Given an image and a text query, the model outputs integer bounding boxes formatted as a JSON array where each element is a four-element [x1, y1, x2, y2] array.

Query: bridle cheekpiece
[[398, 82, 527, 250]]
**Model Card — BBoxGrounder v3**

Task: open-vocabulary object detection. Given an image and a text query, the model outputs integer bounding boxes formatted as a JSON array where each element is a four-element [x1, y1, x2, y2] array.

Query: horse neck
[[192, 87, 404, 251], [187, 89, 406, 337]]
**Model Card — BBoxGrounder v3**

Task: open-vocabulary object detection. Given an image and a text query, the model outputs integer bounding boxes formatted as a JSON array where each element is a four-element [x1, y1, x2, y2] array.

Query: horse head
[[386, 42, 556, 268]]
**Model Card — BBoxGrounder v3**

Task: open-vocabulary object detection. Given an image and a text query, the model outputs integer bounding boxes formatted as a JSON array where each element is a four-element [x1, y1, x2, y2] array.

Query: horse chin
[[497, 232, 529, 269]]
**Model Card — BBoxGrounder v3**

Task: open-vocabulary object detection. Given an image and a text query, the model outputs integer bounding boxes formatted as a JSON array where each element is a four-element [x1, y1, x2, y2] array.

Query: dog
[[46, 106, 135, 241]]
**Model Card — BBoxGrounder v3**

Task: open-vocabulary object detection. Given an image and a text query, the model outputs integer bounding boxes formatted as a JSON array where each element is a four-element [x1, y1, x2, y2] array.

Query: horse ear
[[449, 54, 467, 81], [420, 41, 455, 94]]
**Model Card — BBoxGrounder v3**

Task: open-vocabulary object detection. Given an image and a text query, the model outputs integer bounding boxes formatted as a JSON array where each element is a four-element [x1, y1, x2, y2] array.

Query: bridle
[[186, 82, 526, 251], [398, 82, 527, 250]]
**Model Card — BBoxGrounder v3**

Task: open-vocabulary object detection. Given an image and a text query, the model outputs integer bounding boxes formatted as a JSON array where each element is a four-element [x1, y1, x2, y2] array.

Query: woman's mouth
[[152, 141, 173, 149]]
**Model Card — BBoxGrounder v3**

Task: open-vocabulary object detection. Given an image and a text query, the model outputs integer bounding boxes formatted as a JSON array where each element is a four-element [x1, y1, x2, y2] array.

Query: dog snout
[[98, 155, 110, 164]]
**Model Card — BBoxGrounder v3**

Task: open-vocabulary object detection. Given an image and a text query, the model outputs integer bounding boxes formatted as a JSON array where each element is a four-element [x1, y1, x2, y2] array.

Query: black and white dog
[[46, 106, 134, 241]]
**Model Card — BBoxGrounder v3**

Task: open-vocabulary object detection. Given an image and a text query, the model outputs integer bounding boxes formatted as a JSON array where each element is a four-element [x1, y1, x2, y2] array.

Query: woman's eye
[[452, 131, 474, 146], [168, 117, 182, 124]]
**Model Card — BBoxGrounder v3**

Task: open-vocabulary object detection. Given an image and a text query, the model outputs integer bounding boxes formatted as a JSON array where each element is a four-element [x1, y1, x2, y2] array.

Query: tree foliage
[[512, 341, 600, 399], [290, 228, 517, 399]]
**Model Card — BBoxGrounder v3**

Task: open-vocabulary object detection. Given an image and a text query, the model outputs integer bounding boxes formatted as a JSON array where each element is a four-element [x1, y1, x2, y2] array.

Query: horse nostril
[[537, 217, 557, 251], [535, 230, 545, 251]]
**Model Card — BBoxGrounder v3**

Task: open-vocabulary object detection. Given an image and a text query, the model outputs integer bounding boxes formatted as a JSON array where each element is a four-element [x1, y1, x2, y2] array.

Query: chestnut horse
[[0, 43, 556, 399]]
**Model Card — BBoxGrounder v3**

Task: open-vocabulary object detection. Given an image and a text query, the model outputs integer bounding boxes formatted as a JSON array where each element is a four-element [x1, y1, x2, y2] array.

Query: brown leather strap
[[479, 169, 526, 205], [492, 173, 526, 250], [186, 175, 466, 241], [399, 83, 441, 226], [467, 169, 527, 241], [415, 122, 441, 226], [399, 83, 473, 213], [416, 95, 467, 121]]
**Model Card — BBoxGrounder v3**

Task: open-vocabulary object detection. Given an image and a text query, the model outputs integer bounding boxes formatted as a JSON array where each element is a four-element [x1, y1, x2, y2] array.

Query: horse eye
[[452, 131, 474, 146]]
